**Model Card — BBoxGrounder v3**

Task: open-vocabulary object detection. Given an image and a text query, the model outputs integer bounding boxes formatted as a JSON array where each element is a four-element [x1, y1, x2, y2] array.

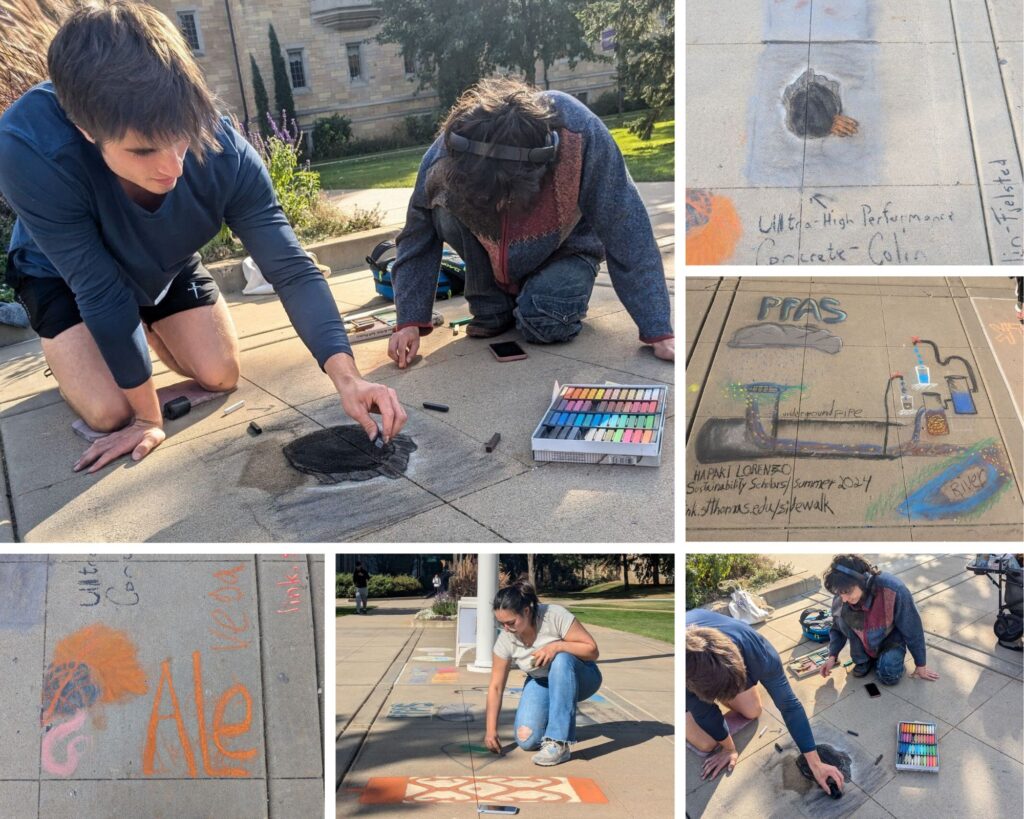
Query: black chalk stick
[[423, 401, 449, 412], [485, 433, 501, 452]]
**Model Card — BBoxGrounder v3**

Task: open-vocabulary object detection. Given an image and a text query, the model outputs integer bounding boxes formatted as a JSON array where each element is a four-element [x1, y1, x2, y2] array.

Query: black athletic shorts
[[6, 252, 221, 340]]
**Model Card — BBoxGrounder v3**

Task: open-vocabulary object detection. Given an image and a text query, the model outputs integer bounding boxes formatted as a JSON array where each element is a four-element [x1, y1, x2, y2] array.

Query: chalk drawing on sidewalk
[[358, 775, 609, 804], [432, 667, 459, 683], [142, 650, 259, 777], [387, 702, 434, 718], [441, 742, 501, 771], [686, 188, 742, 265], [405, 667, 432, 685], [783, 69, 859, 139], [728, 323, 843, 354], [413, 655, 454, 663], [40, 624, 149, 777], [436, 704, 479, 722]]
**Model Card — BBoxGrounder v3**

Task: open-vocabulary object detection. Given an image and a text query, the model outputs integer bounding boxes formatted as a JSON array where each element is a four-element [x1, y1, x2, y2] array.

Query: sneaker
[[852, 660, 874, 677], [531, 739, 571, 766]]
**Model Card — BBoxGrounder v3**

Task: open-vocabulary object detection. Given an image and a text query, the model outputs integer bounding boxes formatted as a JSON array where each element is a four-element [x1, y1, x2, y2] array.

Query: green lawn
[[568, 606, 674, 644], [311, 111, 674, 189], [558, 581, 674, 601]]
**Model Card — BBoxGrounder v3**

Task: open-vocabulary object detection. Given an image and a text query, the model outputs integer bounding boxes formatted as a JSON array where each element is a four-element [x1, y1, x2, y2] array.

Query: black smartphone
[[865, 682, 881, 698], [489, 340, 528, 362]]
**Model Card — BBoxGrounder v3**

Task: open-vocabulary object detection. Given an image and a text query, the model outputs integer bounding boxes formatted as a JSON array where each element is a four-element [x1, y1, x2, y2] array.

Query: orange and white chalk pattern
[[360, 775, 609, 804]]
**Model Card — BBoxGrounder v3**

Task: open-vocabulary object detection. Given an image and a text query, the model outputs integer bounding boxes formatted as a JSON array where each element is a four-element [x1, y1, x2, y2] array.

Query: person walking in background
[[353, 561, 370, 615]]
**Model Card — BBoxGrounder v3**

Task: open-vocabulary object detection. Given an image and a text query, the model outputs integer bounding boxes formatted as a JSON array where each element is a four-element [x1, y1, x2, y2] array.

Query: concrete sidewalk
[[337, 597, 674, 817], [0, 554, 324, 819], [685, 276, 1024, 542], [0, 184, 673, 543], [686, 0, 1024, 265], [686, 553, 1024, 818]]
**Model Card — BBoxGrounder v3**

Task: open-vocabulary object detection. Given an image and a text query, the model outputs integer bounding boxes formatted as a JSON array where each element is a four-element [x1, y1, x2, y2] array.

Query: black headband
[[448, 129, 559, 163]]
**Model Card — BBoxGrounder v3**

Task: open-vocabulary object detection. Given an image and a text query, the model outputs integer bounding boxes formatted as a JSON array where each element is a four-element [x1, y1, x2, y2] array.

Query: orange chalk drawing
[[989, 321, 1023, 345], [830, 114, 860, 137], [143, 650, 258, 778], [686, 189, 742, 265], [41, 624, 148, 725], [40, 624, 148, 777]]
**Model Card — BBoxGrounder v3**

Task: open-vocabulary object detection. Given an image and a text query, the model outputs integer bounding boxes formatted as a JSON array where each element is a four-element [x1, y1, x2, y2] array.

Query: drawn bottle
[[922, 392, 949, 436], [946, 375, 976, 415], [896, 376, 915, 415], [914, 364, 931, 389]]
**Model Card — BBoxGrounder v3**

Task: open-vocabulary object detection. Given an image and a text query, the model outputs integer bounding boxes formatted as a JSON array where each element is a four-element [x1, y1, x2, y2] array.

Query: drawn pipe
[[913, 338, 977, 392]]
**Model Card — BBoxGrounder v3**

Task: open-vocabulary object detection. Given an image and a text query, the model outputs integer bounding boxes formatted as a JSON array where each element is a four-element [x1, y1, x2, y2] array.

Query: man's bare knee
[[194, 361, 239, 393], [737, 703, 762, 720], [689, 734, 718, 754], [82, 405, 133, 433]]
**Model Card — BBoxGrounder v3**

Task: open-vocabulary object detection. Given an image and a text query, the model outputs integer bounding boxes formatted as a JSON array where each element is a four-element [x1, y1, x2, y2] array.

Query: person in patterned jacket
[[387, 78, 673, 368], [819, 555, 940, 685]]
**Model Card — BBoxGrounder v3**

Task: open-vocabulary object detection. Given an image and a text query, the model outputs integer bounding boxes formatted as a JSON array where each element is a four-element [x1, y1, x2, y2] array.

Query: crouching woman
[[483, 580, 601, 766]]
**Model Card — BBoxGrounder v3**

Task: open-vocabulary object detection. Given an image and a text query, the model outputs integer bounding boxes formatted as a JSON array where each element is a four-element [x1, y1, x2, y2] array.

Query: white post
[[468, 553, 499, 673]]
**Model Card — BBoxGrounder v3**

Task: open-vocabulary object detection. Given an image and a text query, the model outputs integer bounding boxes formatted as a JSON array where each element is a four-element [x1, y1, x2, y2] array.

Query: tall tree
[[527, 554, 536, 588], [491, 0, 596, 88], [250, 54, 271, 137], [268, 24, 295, 126], [377, 0, 505, 111], [577, 0, 674, 138]]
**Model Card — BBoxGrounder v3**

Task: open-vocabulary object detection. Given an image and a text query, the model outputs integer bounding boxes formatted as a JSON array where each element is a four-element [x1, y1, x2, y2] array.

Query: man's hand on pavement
[[388, 326, 421, 369], [74, 419, 165, 474], [701, 748, 738, 780]]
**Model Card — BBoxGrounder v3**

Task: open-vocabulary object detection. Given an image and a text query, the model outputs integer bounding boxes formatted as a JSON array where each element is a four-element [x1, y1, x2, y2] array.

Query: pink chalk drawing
[[41, 709, 91, 777]]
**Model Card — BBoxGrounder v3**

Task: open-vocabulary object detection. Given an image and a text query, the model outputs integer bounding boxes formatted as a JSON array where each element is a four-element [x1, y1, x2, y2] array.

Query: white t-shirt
[[493, 603, 577, 679]]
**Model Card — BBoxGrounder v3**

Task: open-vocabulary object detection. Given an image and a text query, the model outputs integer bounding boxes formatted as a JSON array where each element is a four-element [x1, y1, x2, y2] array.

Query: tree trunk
[[622, 555, 629, 590], [652, 555, 660, 587], [527, 554, 536, 588]]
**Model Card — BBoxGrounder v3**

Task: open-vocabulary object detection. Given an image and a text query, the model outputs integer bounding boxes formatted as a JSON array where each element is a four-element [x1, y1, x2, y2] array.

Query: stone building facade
[[149, 1, 617, 139]]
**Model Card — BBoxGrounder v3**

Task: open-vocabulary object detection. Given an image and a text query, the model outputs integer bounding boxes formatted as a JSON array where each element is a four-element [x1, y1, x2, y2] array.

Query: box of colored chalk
[[530, 383, 667, 466], [895, 721, 939, 772]]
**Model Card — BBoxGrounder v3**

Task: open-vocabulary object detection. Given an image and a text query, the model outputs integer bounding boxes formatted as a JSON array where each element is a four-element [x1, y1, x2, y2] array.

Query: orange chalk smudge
[[686, 191, 742, 265], [42, 624, 147, 726]]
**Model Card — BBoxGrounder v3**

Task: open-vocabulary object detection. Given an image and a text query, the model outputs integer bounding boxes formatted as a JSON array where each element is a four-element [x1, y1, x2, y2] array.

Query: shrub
[[403, 113, 438, 144], [589, 90, 620, 116], [685, 555, 793, 610], [431, 593, 457, 617], [336, 573, 423, 598], [311, 114, 353, 161]]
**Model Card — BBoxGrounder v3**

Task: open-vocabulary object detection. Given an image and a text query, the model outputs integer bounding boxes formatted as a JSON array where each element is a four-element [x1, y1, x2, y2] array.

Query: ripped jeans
[[433, 208, 598, 343], [514, 653, 602, 749]]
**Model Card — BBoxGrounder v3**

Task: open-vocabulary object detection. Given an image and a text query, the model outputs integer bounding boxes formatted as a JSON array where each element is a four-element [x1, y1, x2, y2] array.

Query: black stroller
[[966, 554, 1024, 651]]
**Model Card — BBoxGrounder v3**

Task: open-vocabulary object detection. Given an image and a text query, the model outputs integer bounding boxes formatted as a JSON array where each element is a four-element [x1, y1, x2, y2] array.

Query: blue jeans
[[432, 208, 597, 342], [845, 631, 907, 685], [514, 653, 602, 748]]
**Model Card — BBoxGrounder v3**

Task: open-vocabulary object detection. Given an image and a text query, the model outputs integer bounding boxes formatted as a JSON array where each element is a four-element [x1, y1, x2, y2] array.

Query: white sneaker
[[531, 739, 571, 766]]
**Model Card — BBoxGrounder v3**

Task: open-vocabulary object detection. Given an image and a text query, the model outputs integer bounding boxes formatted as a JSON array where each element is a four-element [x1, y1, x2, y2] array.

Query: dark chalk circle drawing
[[284, 425, 417, 483], [728, 323, 843, 354], [784, 69, 859, 139]]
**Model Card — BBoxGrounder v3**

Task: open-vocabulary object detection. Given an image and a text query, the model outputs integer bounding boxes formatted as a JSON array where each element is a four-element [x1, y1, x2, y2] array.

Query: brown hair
[[47, 1, 220, 160], [440, 77, 562, 214], [686, 626, 747, 704], [492, 577, 540, 627], [823, 554, 880, 595]]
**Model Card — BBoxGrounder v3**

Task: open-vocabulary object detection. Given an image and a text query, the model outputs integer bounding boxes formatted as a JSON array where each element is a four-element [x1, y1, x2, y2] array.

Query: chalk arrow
[[809, 193, 830, 209]]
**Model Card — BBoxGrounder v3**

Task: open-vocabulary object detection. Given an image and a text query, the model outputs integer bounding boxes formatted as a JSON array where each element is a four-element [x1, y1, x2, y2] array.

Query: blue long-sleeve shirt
[[686, 609, 816, 754], [0, 82, 350, 389], [827, 571, 927, 666], [390, 90, 673, 343]]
